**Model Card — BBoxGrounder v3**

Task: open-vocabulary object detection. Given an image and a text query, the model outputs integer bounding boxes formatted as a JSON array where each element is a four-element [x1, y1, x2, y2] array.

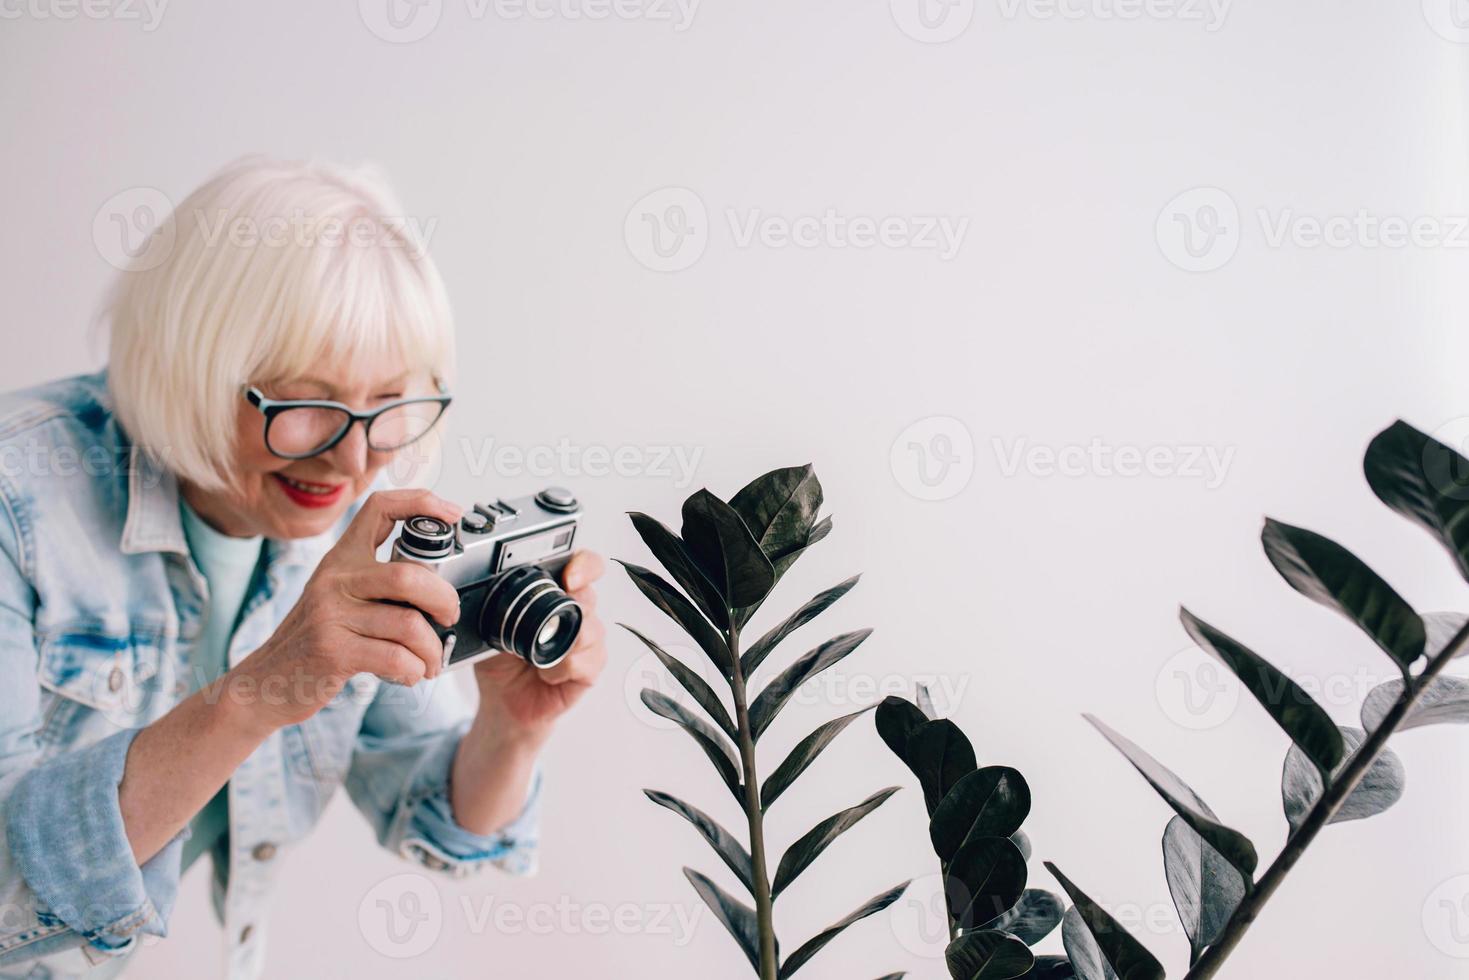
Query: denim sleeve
[[0, 488, 186, 971], [344, 676, 541, 879]]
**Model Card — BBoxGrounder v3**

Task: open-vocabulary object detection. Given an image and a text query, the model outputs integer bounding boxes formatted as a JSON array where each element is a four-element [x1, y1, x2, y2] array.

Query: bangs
[[252, 214, 455, 391]]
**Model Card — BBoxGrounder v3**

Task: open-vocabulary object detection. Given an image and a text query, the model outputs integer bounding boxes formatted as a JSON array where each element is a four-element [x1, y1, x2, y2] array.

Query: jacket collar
[[118, 445, 337, 570]]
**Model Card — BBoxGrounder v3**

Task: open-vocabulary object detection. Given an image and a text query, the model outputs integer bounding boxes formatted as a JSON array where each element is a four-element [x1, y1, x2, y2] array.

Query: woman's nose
[[324, 421, 372, 478]]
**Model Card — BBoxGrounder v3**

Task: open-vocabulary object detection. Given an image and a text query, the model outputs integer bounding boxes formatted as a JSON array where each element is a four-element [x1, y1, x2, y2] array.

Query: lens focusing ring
[[480, 566, 583, 668]]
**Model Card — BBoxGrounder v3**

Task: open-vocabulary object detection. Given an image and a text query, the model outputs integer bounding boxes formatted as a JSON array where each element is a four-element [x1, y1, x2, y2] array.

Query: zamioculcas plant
[[620, 465, 910, 980], [876, 689, 1072, 979], [1042, 419, 1469, 980]]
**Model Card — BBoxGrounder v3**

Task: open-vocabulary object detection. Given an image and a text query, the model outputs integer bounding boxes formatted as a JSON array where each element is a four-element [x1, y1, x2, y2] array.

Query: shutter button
[[107, 667, 123, 693], [252, 842, 277, 862]]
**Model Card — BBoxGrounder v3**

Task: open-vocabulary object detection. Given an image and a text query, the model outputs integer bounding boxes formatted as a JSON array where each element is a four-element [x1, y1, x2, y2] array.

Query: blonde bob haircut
[[104, 156, 456, 493]]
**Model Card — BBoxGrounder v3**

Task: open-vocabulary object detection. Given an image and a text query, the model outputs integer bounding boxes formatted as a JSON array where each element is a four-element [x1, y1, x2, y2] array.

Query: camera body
[[389, 487, 583, 671]]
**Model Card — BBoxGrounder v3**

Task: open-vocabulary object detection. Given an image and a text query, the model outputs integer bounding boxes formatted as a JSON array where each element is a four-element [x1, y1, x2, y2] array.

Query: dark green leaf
[[1162, 814, 1246, 966], [730, 464, 824, 566], [749, 630, 873, 742], [1181, 608, 1345, 775], [930, 766, 1032, 863], [1363, 420, 1469, 583], [1060, 906, 1117, 980], [1049, 868, 1164, 980], [640, 689, 742, 803], [742, 575, 860, 677], [1086, 714, 1257, 875], [945, 930, 1034, 979], [777, 880, 909, 979], [681, 489, 775, 609], [644, 790, 753, 893], [910, 719, 979, 814], [1010, 830, 1032, 862], [736, 514, 834, 627], [1282, 725, 1404, 831], [1057, 905, 1110, 980], [623, 625, 736, 740], [1022, 956, 1078, 979], [619, 561, 732, 676], [629, 512, 729, 629], [684, 867, 765, 972], [980, 889, 1064, 946], [946, 836, 1028, 929], [1261, 518, 1425, 673], [1362, 674, 1469, 732], [762, 706, 874, 811], [771, 787, 899, 899], [768, 516, 833, 586], [876, 695, 928, 764]]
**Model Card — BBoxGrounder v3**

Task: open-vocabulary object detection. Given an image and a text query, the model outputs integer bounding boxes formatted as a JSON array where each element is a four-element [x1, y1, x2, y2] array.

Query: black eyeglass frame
[[243, 381, 453, 460]]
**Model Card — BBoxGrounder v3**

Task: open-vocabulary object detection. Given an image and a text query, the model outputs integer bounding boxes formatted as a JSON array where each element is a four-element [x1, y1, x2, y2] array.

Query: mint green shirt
[[178, 496, 264, 873]]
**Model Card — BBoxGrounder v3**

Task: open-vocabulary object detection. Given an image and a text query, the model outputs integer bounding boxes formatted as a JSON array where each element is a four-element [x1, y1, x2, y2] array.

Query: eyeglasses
[[244, 381, 452, 460]]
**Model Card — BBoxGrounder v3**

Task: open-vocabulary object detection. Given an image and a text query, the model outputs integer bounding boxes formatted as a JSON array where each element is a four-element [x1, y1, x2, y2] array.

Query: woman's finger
[[340, 488, 463, 555], [538, 617, 606, 686], [568, 584, 597, 613], [561, 550, 606, 592], [347, 634, 429, 686], [344, 560, 461, 628], [348, 599, 447, 679]]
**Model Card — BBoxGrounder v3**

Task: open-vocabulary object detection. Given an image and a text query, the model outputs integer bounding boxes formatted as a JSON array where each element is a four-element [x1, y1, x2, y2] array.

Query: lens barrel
[[479, 565, 582, 668]]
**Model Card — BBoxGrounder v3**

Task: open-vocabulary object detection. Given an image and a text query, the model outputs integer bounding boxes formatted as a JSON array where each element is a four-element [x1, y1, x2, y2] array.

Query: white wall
[[3, 2, 1468, 977]]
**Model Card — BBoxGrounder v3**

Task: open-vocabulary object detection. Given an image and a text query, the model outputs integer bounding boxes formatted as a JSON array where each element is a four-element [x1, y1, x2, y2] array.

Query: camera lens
[[479, 565, 583, 668], [396, 515, 455, 560]]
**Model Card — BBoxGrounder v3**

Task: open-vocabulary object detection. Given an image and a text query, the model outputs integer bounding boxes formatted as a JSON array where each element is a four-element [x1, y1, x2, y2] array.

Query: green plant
[[876, 688, 1071, 979], [620, 465, 909, 980], [1040, 420, 1469, 979]]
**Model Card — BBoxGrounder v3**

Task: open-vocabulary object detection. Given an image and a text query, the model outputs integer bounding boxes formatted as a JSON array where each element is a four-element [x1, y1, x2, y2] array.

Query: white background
[[4, 1, 1469, 977]]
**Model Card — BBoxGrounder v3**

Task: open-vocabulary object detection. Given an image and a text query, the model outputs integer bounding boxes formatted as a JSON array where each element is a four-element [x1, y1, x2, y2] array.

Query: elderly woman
[[0, 158, 607, 979]]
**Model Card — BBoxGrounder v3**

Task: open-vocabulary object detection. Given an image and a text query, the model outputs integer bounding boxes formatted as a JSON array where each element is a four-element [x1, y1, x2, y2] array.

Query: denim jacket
[[0, 372, 542, 979]]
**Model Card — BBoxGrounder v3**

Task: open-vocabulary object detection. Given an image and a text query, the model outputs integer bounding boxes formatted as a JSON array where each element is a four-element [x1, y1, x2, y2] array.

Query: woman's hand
[[470, 549, 608, 747], [226, 488, 465, 734]]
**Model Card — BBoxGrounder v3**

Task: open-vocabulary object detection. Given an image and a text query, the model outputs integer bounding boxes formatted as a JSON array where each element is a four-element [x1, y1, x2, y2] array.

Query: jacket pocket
[[34, 625, 165, 739]]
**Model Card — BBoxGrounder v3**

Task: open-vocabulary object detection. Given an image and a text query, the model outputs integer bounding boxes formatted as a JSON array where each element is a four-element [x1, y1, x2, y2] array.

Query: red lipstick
[[272, 473, 347, 509]]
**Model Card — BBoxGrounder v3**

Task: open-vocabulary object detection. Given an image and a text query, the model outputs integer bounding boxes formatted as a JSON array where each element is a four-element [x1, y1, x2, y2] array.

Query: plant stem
[[728, 621, 779, 980], [1182, 620, 1469, 980]]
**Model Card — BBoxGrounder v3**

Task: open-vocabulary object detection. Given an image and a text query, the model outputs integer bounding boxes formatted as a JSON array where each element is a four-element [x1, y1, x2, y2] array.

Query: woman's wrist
[[205, 671, 285, 745]]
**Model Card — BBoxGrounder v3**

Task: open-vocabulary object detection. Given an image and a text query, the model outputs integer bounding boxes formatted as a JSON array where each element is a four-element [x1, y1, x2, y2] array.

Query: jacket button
[[107, 667, 123, 692], [252, 842, 277, 862], [239, 924, 253, 944]]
